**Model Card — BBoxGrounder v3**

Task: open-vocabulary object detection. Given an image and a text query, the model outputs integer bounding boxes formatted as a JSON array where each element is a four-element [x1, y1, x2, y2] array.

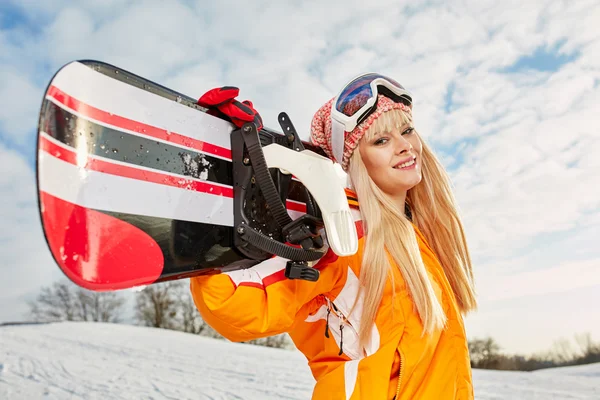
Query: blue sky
[[1, 0, 599, 356], [502, 40, 580, 73]]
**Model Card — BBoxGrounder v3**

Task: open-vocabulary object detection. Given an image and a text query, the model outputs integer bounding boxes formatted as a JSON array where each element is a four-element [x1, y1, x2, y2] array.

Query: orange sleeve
[[190, 250, 348, 342]]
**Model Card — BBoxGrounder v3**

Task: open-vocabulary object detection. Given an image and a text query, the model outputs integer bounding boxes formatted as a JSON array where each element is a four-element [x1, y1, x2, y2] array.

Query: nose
[[394, 135, 413, 155]]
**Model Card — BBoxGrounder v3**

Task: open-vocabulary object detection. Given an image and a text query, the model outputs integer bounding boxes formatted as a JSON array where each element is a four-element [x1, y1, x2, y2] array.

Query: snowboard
[[36, 60, 358, 292]]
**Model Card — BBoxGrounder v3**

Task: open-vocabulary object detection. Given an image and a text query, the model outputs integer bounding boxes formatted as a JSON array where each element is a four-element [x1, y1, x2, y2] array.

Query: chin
[[405, 181, 421, 191], [399, 172, 422, 189], [399, 182, 421, 192]]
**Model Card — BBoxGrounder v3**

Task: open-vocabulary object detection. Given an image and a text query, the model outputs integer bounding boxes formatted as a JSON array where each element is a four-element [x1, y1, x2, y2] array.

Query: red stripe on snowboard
[[39, 191, 164, 290], [46, 85, 233, 160], [40, 135, 307, 212], [40, 134, 235, 198]]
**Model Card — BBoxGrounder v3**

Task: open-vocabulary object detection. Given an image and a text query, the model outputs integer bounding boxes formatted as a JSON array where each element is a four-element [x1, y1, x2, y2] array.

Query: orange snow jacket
[[190, 195, 474, 399]]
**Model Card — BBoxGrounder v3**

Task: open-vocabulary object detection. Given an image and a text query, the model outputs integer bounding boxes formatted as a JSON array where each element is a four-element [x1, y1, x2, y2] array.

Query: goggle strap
[[331, 117, 346, 166]]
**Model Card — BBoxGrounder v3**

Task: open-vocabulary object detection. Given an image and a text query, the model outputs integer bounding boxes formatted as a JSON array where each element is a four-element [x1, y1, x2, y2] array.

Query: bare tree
[[468, 337, 501, 369], [173, 281, 209, 334], [135, 280, 221, 336], [549, 337, 576, 364], [28, 280, 126, 323], [246, 334, 293, 349], [574, 333, 600, 364], [134, 281, 180, 329], [575, 333, 597, 355], [76, 289, 126, 323], [29, 281, 77, 322]]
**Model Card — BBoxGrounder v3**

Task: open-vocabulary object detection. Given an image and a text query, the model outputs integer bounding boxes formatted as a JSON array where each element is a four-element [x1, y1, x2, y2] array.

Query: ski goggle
[[330, 73, 413, 164]]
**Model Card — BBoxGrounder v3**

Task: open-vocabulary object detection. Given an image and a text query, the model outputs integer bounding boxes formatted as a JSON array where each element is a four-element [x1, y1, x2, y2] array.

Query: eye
[[402, 127, 415, 135], [374, 137, 388, 145]]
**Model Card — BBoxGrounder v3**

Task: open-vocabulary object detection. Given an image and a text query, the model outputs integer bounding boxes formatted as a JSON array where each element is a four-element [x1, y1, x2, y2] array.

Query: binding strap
[[237, 224, 324, 261], [242, 123, 293, 229]]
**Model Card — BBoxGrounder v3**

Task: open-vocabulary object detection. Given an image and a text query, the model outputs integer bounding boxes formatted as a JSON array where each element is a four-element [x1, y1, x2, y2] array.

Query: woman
[[190, 73, 478, 399]]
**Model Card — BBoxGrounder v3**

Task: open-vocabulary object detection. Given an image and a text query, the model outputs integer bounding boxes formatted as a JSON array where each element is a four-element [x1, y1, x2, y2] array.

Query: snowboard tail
[[36, 60, 335, 291]]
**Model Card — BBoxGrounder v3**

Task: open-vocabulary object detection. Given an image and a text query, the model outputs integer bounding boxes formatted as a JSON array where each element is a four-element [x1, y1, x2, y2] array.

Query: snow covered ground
[[1, 322, 598, 399]]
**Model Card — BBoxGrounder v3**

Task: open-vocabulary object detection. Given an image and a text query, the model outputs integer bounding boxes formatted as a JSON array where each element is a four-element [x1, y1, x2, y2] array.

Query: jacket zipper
[[323, 297, 361, 359], [393, 350, 404, 400]]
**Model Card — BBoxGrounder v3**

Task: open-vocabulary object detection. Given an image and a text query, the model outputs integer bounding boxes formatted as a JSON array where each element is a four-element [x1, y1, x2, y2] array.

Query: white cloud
[[0, 144, 62, 321], [40, 2, 208, 79], [450, 73, 600, 258], [161, 61, 227, 99], [477, 258, 600, 302], [42, 7, 97, 67], [399, 6, 488, 56], [0, 66, 43, 144]]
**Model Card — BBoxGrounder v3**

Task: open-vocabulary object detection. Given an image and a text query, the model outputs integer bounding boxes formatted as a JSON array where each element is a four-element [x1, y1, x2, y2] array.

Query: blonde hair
[[347, 109, 477, 348]]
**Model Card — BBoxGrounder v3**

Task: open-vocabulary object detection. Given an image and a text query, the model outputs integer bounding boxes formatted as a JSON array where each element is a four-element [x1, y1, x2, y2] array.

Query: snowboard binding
[[231, 114, 331, 281]]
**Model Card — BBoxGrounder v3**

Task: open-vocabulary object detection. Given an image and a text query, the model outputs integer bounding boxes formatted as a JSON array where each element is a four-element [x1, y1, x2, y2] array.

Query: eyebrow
[[374, 123, 411, 137]]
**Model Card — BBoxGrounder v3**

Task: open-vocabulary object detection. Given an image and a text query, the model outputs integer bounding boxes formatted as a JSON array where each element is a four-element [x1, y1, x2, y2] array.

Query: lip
[[393, 156, 417, 169]]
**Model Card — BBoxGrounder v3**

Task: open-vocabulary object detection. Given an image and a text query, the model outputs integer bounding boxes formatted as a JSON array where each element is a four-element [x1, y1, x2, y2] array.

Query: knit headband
[[310, 94, 412, 171]]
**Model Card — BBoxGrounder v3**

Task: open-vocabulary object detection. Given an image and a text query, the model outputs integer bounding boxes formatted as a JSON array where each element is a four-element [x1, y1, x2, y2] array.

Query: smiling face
[[357, 109, 423, 202]]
